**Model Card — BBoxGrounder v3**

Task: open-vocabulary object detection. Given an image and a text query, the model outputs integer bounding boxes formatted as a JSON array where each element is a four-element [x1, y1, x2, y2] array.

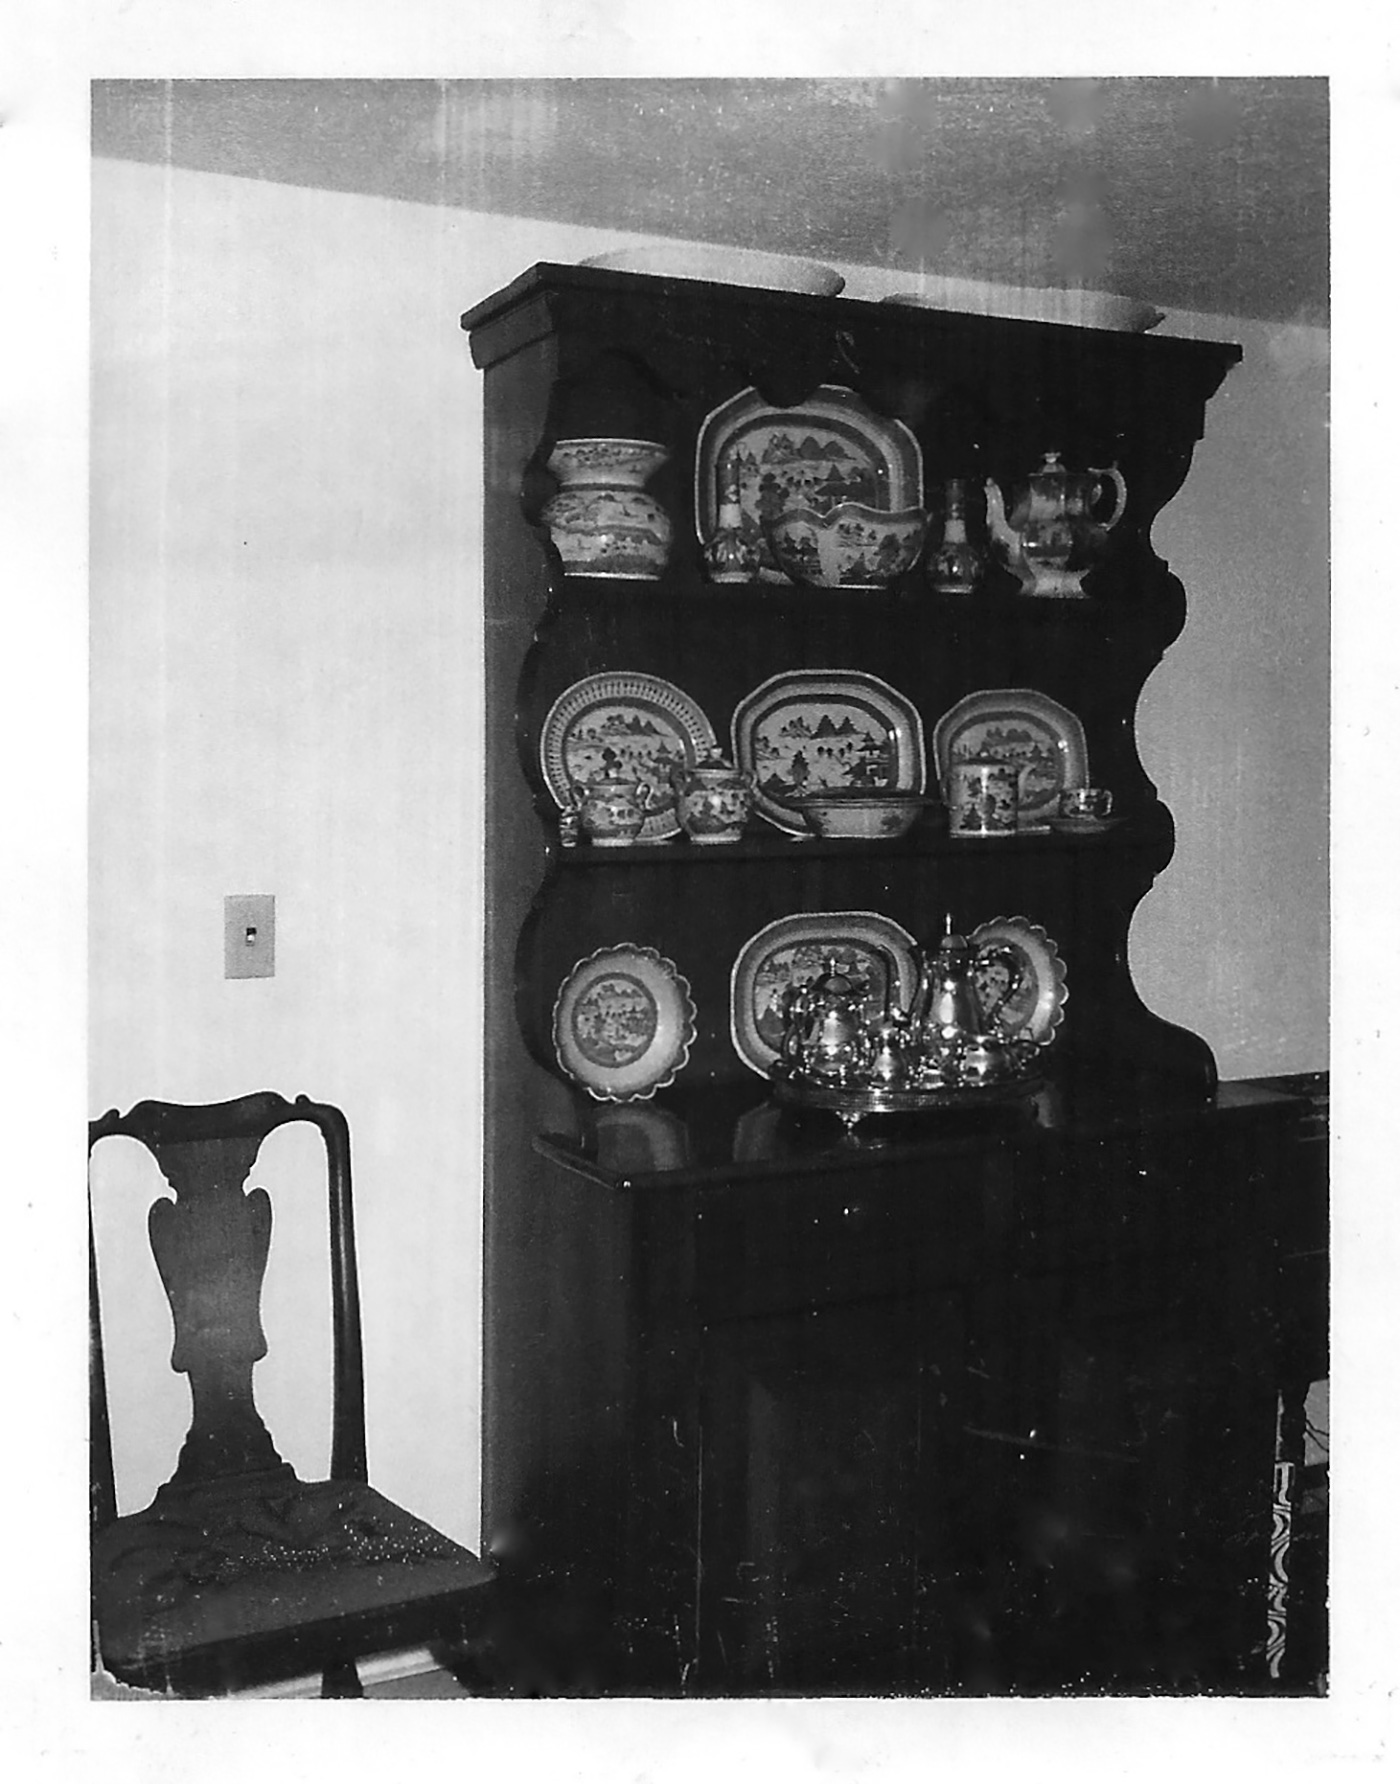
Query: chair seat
[[94, 1466, 495, 1690]]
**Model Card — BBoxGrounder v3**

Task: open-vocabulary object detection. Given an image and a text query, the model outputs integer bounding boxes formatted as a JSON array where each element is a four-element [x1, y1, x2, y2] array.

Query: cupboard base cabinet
[[476, 1079, 1313, 1695], [460, 265, 1318, 1695]]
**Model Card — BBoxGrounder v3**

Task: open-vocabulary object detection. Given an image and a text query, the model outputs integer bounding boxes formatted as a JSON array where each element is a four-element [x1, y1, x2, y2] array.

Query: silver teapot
[[781, 957, 872, 1085], [908, 919, 1025, 1086]]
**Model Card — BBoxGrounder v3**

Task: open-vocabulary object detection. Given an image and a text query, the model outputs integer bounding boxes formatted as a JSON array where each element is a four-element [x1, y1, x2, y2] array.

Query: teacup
[[1058, 787, 1113, 823]]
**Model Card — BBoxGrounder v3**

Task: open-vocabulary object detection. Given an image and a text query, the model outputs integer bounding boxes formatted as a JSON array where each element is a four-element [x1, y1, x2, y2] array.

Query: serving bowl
[[792, 790, 936, 840], [881, 285, 1165, 333], [765, 503, 930, 589], [581, 244, 845, 296]]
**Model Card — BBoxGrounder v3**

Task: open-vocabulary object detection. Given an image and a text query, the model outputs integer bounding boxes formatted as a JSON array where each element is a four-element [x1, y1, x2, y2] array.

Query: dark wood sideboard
[[460, 265, 1324, 1695]]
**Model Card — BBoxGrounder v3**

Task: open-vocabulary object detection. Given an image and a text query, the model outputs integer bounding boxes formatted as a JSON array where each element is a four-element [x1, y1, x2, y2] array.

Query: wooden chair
[[89, 1092, 497, 1697]]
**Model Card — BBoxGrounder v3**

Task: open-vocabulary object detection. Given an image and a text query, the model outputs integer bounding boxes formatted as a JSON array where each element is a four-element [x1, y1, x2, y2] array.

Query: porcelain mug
[[1058, 787, 1114, 822], [946, 760, 1020, 838]]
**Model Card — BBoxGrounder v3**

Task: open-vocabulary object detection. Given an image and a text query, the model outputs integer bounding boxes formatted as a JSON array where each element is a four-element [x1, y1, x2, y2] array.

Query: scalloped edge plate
[[733, 669, 927, 836], [553, 944, 696, 1101], [730, 910, 920, 1079], [539, 672, 718, 844], [969, 916, 1068, 1048]]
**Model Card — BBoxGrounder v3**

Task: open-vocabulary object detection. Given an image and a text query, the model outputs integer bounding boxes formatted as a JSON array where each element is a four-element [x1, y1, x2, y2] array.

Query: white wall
[[90, 157, 1327, 1539], [1133, 312, 1329, 1072], [89, 159, 641, 1543]]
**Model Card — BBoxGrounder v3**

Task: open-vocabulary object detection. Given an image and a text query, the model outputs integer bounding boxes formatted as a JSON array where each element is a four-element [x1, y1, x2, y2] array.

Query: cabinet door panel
[[697, 1292, 965, 1693]]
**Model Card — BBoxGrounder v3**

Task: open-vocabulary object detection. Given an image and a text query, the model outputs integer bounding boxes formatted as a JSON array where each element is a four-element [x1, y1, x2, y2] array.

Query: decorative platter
[[732, 670, 927, 837], [552, 944, 696, 1102], [968, 917, 1068, 1047], [730, 911, 920, 1080], [581, 245, 845, 296], [539, 672, 718, 844], [695, 385, 924, 583], [932, 689, 1089, 828]]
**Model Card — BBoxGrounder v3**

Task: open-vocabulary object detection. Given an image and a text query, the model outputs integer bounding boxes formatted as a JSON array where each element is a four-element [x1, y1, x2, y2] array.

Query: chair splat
[[146, 1133, 287, 1485]]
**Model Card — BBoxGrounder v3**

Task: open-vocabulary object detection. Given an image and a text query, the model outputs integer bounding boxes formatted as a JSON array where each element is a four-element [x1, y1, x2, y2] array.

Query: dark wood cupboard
[[460, 264, 1321, 1694]]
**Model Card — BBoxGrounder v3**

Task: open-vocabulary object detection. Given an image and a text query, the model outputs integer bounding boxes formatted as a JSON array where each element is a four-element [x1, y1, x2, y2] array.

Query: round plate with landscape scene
[[732, 670, 927, 836], [552, 945, 696, 1101], [932, 689, 1089, 828], [540, 672, 718, 844], [695, 384, 923, 583]]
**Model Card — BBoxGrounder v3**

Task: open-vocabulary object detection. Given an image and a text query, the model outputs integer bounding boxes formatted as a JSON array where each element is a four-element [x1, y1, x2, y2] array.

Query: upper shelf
[[463, 263, 1244, 585]]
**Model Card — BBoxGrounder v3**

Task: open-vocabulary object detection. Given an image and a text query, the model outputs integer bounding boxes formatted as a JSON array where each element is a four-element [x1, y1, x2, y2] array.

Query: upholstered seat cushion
[[94, 1468, 495, 1678]]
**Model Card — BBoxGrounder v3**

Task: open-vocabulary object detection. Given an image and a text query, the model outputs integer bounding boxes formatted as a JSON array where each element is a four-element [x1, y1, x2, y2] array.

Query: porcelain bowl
[[581, 245, 845, 296], [765, 503, 930, 589], [792, 790, 935, 840]]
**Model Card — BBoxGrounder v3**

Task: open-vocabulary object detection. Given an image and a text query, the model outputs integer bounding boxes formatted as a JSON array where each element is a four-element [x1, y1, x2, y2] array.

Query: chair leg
[[320, 1657, 364, 1697]]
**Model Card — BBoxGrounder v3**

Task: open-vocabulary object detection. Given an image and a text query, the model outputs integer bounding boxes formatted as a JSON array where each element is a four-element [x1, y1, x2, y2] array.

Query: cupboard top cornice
[[460, 261, 1242, 398]]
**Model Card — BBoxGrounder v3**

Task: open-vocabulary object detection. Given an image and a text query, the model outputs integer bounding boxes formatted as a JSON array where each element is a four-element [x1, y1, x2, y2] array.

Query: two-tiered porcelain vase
[[540, 438, 673, 580]]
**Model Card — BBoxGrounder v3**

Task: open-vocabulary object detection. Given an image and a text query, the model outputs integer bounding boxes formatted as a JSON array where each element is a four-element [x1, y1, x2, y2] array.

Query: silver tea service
[[773, 918, 1048, 1130]]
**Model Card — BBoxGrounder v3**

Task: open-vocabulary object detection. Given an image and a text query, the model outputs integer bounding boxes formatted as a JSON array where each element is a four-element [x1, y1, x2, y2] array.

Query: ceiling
[[90, 77, 1329, 325]]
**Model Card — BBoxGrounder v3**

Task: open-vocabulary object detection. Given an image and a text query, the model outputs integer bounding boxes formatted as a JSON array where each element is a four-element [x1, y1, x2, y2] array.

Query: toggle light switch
[[225, 894, 275, 978]]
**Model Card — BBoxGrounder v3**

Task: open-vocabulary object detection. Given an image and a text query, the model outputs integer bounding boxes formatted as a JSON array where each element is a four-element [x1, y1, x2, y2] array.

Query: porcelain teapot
[[984, 450, 1127, 598], [670, 751, 754, 845]]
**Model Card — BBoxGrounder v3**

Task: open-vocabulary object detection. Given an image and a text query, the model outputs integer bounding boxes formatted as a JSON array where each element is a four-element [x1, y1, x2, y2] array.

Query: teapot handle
[[1088, 464, 1127, 531], [972, 943, 1026, 1028]]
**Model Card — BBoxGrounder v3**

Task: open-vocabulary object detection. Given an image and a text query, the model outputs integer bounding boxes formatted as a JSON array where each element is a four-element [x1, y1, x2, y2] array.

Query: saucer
[[1048, 814, 1122, 835]]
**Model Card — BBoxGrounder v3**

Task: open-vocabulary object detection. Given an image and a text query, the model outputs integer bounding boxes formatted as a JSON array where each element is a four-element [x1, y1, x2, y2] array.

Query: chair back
[[89, 1093, 368, 1534]]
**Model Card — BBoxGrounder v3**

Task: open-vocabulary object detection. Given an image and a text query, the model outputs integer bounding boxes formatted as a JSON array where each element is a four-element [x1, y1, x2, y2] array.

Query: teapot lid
[[810, 956, 864, 1000]]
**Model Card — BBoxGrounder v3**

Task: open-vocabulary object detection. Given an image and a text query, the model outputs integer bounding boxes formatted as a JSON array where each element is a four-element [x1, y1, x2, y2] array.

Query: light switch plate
[[225, 894, 275, 978]]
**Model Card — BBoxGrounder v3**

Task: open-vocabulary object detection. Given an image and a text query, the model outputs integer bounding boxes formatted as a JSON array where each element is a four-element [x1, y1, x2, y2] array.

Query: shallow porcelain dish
[[765, 502, 930, 589], [552, 945, 696, 1101], [695, 385, 924, 584], [733, 669, 927, 837], [730, 911, 920, 1079], [932, 688, 1089, 828], [881, 285, 1165, 333], [1046, 813, 1124, 837], [581, 245, 845, 296], [968, 917, 1068, 1048], [792, 789, 935, 840], [540, 672, 717, 844]]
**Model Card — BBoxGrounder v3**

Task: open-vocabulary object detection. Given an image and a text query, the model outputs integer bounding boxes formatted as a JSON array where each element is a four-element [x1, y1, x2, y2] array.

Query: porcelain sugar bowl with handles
[[564, 773, 654, 847], [984, 450, 1127, 598]]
